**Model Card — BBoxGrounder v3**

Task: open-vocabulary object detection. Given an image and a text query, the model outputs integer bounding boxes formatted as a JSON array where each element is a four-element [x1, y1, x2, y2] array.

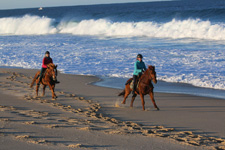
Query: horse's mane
[[47, 63, 55, 68], [45, 63, 56, 75], [46, 63, 56, 71], [148, 65, 155, 71], [143, 65, 155, 75]]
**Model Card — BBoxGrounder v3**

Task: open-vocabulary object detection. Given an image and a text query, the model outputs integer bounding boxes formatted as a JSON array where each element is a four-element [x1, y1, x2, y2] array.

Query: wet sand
[[0, 68, 225, 150]]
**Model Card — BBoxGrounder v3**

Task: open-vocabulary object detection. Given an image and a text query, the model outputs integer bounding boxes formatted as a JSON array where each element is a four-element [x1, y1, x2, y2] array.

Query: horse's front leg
[[53, 85, 57, 98], [42, 85, 46, 97], [130, 94, 137, 108], [140, 94, 145, 110], [48, 84, 57, 100], [149, 89, 159, 110]]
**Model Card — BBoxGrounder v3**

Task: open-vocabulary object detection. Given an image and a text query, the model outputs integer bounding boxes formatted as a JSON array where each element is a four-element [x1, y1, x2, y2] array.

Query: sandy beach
[[0, 68, 225, 150]]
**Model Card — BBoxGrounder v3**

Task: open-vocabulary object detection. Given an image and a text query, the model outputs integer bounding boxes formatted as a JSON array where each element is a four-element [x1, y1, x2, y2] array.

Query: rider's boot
[[55, 80, 60, 84], [132, 75, 137, 95], [132, 88, 135, 95], [132, 82, 136, 95]]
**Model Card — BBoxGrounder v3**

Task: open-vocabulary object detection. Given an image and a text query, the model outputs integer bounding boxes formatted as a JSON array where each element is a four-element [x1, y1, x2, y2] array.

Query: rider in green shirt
[[132, 54, 147, 95]]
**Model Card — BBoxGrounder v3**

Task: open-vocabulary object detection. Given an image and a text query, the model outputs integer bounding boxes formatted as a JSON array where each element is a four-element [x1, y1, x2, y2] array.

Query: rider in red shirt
[[42, 53, 53, 68], [37, 51, 59, 85]]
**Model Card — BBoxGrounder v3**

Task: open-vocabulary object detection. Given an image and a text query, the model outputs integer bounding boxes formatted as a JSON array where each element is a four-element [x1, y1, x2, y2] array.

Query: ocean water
[[1, 0, 225, 98]]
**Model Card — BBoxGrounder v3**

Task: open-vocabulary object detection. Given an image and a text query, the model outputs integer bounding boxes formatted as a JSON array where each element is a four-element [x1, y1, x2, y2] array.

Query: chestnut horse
[[30, 63, 58, 100], [118, 65, 159, 111]]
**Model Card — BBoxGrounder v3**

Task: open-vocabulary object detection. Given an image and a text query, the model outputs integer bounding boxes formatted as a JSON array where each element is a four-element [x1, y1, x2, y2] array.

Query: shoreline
[[1, 67, 225, 149], [2, 66, 225, 100], [92, 76, 225, 100]]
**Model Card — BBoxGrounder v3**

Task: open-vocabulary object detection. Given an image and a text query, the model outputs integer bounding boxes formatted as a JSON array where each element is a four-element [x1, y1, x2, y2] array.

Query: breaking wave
[[0, 15, 57, 35], [1, 15, 225, 41]]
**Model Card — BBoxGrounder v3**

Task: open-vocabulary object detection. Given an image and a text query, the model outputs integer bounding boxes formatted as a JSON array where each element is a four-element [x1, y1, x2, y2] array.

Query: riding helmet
[[137, 54, 143, 59], [45, 51, 50, 54]]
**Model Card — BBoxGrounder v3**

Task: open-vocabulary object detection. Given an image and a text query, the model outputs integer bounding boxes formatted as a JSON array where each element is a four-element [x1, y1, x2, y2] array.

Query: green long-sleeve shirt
[[133, 60, 147, 76]]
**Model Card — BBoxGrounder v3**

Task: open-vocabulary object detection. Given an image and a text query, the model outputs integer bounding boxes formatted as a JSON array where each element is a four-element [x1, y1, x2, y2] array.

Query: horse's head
[[147, 65, 157, 84], [47, 63, 57, 81]]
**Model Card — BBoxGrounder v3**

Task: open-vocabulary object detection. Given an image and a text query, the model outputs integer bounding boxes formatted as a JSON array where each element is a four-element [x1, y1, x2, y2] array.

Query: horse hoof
[[121, 102, 125, 104], [157, 108, 160, 111]]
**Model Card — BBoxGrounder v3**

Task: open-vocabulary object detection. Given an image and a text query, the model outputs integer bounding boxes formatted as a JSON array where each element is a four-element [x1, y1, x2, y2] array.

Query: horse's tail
[[30, 72, 39, 88], [118, 89, 125, 97]]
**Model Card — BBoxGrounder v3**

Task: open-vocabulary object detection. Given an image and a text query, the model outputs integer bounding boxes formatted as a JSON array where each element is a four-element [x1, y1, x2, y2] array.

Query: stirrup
[[55, 80, 60, 84]]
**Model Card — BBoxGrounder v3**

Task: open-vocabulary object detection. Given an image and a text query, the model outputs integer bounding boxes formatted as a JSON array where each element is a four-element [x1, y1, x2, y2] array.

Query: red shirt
[[42, 57, 53, 68]]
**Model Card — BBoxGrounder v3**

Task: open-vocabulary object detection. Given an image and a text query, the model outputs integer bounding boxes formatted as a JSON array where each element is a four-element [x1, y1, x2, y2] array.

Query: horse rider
[[37, 51, 59, 86], [132, 54, 147, 95]]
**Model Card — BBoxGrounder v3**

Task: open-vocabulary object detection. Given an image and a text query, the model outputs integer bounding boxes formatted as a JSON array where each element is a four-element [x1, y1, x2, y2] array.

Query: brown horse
[[30, 63, 58, 100], [118, 65, 159, 111]]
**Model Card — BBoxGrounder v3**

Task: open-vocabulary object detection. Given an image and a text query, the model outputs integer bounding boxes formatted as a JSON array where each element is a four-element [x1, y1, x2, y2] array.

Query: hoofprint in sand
[[0, 69, 225, 150]]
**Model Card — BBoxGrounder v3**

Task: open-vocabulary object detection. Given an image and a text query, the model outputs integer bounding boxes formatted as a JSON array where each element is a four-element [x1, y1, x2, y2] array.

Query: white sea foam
[[1, 15, 225, 41], [1, 34, 225, 91]]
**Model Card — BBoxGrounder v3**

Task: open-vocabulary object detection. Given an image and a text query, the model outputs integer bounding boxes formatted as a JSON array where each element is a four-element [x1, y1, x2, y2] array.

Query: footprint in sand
[[67, 144, 83, 148], [15, 135, 30, 140], [0, 118, 11, 122], [45, 124, 61, 128], [24, 121, 37, 125], [3, 72, 225, 149]]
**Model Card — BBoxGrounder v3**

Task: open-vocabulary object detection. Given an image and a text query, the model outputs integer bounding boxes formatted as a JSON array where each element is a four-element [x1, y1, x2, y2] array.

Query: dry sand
[[0, 68, 225, 150]]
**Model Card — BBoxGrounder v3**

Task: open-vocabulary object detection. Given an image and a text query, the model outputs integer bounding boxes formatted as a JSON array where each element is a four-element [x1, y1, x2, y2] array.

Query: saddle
[[130, 80, 140, 90], [126, 73, 143, 90], [125, 77, 140, 90]]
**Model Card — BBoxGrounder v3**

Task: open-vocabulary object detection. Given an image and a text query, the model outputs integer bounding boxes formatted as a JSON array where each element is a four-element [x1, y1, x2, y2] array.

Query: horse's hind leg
[[149, 89, 159, 110], [130, 94, 137, 108], [121, 93, 129, 104], [42, 85, 46, 97], [121, 90, 131, 104]]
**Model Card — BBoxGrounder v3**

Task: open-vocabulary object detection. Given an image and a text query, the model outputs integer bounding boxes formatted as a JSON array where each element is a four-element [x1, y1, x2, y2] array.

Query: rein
[[139, 69, 153, 86]]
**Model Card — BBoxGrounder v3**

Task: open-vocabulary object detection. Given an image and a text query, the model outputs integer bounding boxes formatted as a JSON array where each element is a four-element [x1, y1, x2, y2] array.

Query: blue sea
[[1, 0, 225, 99]]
